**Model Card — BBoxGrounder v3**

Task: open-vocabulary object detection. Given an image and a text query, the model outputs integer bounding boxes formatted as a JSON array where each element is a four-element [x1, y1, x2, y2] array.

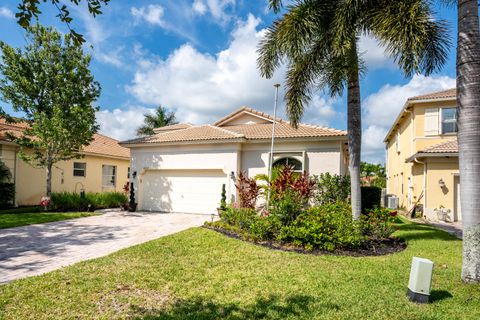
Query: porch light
[[407, 257, 434, 303], [438, 178, 446, 188], [230, 171, 235, 179], [132, 171, 137, 179]]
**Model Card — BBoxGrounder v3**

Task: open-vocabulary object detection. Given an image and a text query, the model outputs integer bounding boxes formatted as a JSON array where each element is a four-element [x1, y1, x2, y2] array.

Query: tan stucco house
[[121, 107, 348, 214], [384, 88, 460, 221], [0, 119, 130, 206]]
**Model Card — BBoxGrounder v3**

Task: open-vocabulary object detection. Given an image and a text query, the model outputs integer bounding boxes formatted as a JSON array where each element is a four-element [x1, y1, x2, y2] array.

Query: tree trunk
[[46, 159, 53, 197], [458, 0, 480, 283], [347, 43, 362, 221]]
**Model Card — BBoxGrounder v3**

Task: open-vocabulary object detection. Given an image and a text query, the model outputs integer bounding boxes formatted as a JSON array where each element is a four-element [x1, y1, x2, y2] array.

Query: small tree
[[220, 184, 227, 210], [136, 105, 178, 136], [0, 25, 101, 197], [0, 159, 12, 182]]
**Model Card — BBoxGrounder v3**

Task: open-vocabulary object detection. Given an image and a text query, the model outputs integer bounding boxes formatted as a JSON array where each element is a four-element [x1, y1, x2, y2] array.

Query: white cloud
[[358, 34, 394, 70], [192, 0, 235, 24], [96, 106, 156, 141], [127, 14, 336, 127], [361, 74, 456, 163], [131, 4, 166, 27], [192, 0, 207, 15], [0, 7, 14, 19]]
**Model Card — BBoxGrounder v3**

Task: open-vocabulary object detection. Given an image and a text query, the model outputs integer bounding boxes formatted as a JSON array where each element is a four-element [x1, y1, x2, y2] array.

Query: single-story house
[[0, 119, 131, 206], [120, 107, 348, 214], [384, 88, 460, 221]]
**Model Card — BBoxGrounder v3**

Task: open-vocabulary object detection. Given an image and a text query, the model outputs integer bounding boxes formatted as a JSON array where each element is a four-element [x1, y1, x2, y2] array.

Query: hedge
[[50, 192, 128, 212], [361, 186, 382, 213], [0, 182, 15, 209]]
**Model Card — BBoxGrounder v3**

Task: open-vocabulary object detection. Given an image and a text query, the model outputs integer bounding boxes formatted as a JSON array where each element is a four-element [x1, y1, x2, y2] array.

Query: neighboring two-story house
[[384, 88, 460, 221]]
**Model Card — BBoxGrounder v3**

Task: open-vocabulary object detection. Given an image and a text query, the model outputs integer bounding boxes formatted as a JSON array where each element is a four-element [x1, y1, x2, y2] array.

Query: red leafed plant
[[123, 181, 129, 194], [235, 171, 261, 209], [270, 166, 315, 204]]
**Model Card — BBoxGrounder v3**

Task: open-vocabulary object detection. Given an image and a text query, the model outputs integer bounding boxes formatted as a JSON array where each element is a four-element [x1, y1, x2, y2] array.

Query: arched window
[[273, 157, 303, 172]]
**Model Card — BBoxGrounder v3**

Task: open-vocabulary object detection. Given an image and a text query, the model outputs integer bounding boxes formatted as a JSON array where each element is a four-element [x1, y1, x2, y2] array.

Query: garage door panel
[[142, 170, 226, 214]]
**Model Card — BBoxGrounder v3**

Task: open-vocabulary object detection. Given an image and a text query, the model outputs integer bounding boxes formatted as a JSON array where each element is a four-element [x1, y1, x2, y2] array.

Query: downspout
[[413, 158, 427, 210]]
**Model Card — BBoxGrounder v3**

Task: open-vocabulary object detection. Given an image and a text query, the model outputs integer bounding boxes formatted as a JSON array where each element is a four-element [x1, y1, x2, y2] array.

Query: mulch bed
[[204, 225, 407, 257]]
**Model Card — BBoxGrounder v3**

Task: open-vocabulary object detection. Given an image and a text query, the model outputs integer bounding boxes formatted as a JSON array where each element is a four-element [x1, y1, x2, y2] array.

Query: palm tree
[[456, 0, 480, 283], [136, 105, 178, 136], [258, 0, 449, 220]]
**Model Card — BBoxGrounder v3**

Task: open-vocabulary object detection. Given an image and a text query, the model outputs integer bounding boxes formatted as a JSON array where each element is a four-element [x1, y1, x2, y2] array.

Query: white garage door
[[142, 169, 227, 214]]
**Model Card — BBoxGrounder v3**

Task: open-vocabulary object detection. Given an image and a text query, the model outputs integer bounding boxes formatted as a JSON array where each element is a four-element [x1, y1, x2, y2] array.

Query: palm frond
[[365, 0, 450, 76], [257, 0, 325, 79]]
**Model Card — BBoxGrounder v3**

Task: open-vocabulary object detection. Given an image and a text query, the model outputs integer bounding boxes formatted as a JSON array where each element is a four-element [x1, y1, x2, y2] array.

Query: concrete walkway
[[0, 212, 210, 284]]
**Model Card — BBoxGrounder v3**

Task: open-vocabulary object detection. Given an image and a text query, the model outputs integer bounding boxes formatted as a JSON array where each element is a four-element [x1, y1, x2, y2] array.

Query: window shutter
[[424, 108, 439, 136]]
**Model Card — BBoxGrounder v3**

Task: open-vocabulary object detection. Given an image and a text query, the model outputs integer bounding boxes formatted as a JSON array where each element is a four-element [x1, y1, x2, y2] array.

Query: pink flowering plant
[[40, 196, 51, 210]]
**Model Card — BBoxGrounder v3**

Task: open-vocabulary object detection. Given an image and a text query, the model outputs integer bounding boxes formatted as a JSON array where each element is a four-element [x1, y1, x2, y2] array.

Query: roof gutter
[[405, 152, 458, 163]]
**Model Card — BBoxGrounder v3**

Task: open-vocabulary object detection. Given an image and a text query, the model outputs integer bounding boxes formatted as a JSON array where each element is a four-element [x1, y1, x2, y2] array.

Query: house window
[[127, 167, 130, 179], [102, 165, 116, 187], [395, 131, 401, 153], [441, 108, 457, 134], [73, 162, 86, 177], [273, 157, 303, 172]]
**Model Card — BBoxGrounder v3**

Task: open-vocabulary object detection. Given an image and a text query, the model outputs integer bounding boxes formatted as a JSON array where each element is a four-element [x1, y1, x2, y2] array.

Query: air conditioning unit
[[387, 196, 398, 209]]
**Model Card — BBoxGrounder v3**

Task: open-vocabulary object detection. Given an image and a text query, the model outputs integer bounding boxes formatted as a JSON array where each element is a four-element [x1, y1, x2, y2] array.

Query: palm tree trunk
[[458, 0, 480, 283], [347, 43, 362, 220]]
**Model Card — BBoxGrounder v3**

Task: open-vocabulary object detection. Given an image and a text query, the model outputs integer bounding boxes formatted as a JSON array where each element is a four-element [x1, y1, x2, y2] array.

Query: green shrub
[[314, 173, 350, 205], [361, 207, 397, 241], [269, 191, 303, 225], [0, 182, 15, 209], [249, 215, 282, 241], [361, 186, 382, 212], [219, 206, 258, 230], [278, 203, 364, 251], [51, 192, 128, 212]]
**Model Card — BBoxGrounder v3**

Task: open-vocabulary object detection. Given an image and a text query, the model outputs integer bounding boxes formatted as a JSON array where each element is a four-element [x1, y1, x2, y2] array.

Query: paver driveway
[[0, 211, 210, 284]]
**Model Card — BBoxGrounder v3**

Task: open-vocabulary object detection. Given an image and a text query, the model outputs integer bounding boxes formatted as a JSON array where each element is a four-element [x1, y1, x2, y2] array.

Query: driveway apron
[[0, 212, 208, 284]]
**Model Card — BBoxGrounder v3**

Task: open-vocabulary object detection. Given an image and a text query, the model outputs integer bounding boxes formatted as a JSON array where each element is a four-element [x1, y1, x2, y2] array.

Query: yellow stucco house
[[0, 119, 130, 206], [384, 88, 460, 222]]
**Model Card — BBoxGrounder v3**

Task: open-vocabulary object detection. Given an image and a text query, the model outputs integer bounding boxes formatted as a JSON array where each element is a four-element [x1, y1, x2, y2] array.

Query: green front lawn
[[0, 211, 98, 229], [0, 220, 479, 319]]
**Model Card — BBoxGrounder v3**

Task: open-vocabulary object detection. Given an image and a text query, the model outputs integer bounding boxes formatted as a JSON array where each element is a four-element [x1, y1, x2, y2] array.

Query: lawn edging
[[203, 223, 407, 257]]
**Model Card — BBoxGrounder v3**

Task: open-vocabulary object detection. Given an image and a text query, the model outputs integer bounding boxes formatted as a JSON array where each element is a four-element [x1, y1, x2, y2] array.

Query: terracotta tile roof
[[0, 119, 27, 141], [408, 88, 456, 102], [420, 138, 458, 154], [153, 123, 193, 133], [224, 123, 346, 139], [122, 125, 245, 144], [121, 107, 346, 145], [83, 133, 130, 158], [0, 119, 129, 159], [214, 106, 287, 126]]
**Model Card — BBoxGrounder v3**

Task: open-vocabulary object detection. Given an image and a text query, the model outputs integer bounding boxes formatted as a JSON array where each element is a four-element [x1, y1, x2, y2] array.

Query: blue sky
[[0, 1, 457, 163]]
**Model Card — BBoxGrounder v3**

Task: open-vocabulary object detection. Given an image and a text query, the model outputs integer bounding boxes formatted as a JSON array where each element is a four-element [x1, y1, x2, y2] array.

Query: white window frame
[[102, 165, 117, 188], [273, 157, 303, 173], [271, 151, 305, 173], [441, 107, 457, 134], [73, 162, 86, 177]]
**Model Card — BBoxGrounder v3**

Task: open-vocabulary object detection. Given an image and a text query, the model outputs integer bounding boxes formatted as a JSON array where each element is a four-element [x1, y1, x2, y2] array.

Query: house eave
[[120, 135, 347, 148], [405, 152, 458, 163], [383, 96, 456, 143]]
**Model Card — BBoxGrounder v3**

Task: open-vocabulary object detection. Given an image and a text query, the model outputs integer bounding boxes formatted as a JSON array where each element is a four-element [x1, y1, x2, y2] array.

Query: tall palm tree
[[456, 0, 480, 283], [258, 0, 449, 220], [136, 105, 178, 136]]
